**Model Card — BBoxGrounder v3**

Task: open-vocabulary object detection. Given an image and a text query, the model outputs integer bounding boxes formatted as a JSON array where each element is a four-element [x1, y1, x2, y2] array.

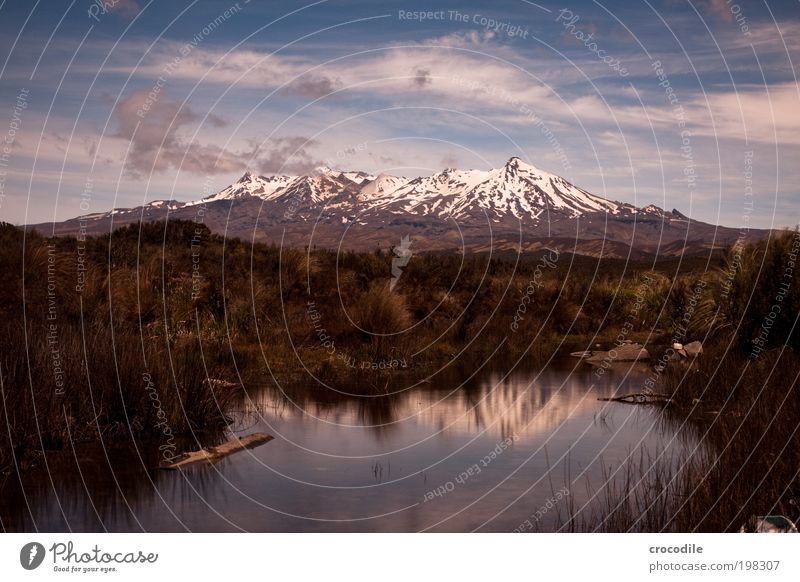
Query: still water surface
[[1, 360, 699, 532]]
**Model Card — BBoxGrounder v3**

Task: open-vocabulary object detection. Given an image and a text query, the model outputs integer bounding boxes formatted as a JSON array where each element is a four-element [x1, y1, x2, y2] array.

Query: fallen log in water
[[598, 392, 671, 404], [160, 432, 273, 470]]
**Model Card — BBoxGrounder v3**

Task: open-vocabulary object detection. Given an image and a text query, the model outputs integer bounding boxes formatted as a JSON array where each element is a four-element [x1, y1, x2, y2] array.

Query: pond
[[0, 359, 701, 532]]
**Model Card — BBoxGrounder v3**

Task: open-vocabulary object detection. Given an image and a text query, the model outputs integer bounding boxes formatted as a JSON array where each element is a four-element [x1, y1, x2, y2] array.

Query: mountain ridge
[[28, 157, 770, 259]]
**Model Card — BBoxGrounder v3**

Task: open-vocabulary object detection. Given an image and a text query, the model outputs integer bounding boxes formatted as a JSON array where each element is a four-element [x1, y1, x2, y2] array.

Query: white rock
[[684, 341, 703, 357]]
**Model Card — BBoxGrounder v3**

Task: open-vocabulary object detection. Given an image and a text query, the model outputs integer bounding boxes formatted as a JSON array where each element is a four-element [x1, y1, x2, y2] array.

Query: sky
[[0, 0, 798, 228]]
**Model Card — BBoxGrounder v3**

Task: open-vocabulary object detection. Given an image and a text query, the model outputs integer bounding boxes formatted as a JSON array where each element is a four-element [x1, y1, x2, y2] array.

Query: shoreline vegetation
[[1, 220, 798, 531]]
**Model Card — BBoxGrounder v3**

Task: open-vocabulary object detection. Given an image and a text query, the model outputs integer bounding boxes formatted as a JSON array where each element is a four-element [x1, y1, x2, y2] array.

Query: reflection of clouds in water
[[2, 363, 701, 532]]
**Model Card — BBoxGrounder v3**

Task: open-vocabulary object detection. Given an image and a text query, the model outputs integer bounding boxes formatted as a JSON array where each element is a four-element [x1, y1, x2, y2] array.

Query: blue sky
[[0, 0, 798, 228]]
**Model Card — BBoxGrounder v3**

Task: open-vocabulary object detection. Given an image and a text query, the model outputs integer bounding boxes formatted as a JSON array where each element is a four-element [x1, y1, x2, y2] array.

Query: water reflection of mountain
[[0, 361, 698, 532], [238, 361, 653, 442]]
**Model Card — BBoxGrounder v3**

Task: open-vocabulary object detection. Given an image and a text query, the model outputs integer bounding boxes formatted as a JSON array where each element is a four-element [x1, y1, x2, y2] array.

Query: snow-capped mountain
[[363, 157, 633, 220], [194, 157, 648, 222], [31, 157, 766, 258], [196, 171, 298, 204], [195, 166, 380, 207], [359, 174, 410, 200]]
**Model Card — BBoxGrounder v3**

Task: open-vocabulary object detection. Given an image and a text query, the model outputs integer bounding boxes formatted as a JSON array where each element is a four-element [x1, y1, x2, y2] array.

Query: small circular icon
[[20, 542, 46, 570]]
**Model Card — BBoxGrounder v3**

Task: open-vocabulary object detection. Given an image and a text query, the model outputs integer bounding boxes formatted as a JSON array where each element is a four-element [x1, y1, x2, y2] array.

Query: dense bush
[[719, 229, 800, 353], [1, 220, 792, 475]]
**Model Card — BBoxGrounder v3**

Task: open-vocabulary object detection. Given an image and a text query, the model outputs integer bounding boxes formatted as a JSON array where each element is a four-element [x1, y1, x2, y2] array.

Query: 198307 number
[[743, 560, 780, 571]]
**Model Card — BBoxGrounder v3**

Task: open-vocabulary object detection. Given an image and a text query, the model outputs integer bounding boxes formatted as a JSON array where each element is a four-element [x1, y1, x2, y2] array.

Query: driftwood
[[160, 432, 273, 470], [598, 392, 671, 404]]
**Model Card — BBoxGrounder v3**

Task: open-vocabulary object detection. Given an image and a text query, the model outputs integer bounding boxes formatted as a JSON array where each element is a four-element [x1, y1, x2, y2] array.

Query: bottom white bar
[[0, 534, 796, 580]]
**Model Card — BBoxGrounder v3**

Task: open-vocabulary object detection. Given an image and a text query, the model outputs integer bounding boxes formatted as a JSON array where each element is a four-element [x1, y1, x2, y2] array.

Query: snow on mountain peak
[[312, 165, 336, 176], [197, 158, 641, 222], [505, 156, 537, 171], [341, 170, 376, 185], [359, 173, 409, 199], [195, 171, 299, 204]]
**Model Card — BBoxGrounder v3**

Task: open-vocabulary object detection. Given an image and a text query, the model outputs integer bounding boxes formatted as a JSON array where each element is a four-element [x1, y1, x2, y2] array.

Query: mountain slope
[[28, 157, 770, 258]]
